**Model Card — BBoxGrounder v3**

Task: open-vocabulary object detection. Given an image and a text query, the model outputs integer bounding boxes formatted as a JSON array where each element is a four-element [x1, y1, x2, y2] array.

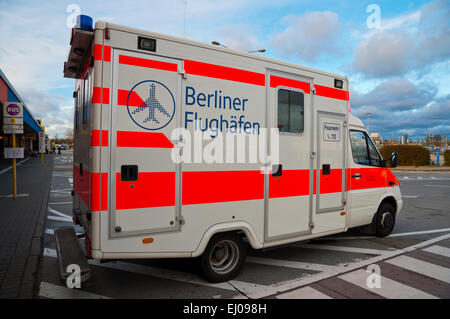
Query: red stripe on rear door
[[182, 170, 264, 205], [270, 75, 311, 94], [314, 84, 349, 101], [116, 172, 175, 210], [117, 89, 145, 106], [117, 131, 174, 148], [119, 55, 178, 72], [184, 60, 266, 86]]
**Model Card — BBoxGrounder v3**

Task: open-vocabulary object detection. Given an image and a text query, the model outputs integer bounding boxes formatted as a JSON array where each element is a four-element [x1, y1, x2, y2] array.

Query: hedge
[[444, 150, 450, 166], [380, 145, 430, 166]]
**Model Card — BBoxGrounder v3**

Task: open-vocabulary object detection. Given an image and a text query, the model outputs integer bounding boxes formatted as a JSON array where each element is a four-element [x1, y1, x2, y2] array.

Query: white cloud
[[352, 0, 450, 78], [270, 11, 341, 62]]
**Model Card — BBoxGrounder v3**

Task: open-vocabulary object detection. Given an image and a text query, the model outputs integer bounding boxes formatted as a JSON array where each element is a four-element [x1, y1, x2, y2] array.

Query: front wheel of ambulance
[[373, 202, 396, 237], [200, 233, 247, 283]]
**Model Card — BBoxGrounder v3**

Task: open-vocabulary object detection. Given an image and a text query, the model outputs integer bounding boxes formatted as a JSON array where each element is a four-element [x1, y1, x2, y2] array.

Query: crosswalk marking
[[276, 286, 332, 299], [247, 256, 336, 272], [385, 255, 450, 284], [423, 245, 450, 258], [297, 243, 395, 255], [39, 281, 110, 299], [338, 269, 438, 299]]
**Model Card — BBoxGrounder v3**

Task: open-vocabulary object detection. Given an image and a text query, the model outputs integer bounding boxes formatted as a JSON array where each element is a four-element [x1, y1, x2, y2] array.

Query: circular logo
[[6, 103, 20, 116], [126, 80, 175, 130]]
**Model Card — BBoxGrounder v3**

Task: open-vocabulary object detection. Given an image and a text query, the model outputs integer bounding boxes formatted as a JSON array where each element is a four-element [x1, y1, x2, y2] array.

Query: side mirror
[[390, 151, 398, 168]]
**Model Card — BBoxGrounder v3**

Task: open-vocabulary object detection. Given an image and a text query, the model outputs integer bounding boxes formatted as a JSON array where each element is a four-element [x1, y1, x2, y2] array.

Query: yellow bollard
[[12, 133, 17, 199]]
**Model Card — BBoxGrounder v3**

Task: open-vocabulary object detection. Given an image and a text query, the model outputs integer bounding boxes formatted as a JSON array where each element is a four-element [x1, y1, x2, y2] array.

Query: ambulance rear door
[[110, 49, 182, 237]]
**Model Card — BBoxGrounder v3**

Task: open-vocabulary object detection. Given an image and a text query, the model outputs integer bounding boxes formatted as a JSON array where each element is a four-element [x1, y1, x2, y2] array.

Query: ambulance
[[60, 15, 402, 282]]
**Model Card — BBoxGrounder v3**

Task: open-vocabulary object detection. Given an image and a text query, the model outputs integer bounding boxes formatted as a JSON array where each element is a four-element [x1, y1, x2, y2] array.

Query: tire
[[200, 232, 246, 283], [373, 202, 396, 237]]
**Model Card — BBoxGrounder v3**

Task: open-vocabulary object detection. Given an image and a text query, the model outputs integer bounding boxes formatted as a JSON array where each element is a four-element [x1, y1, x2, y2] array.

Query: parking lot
[[38, 150, 450, 299]]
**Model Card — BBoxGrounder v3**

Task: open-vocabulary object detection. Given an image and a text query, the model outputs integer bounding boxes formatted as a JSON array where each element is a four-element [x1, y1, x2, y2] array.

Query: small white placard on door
[[323, 122, 340, 141]]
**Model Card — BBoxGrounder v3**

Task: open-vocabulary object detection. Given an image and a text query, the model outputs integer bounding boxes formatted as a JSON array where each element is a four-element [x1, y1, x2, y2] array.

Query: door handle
[[121, 165, 138, 181], [272, 164, 282, 177], [351, 173, 361, 179]]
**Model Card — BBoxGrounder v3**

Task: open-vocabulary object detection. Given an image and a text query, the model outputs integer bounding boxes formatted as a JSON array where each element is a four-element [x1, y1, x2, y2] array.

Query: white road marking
[[43, 248, 262, 298], [402, 195, 420, 198], [47, 215, 72, 222], [314, 228, 450, 241], [424, 184, 450, 188], [390, 228, 450, 237], [48, 202, 72, 205], [422, 245, 450, 258], [48, 207, 72, 219], [247, 256, 336, 272], [248, 233, 450, 299], [385, 255, 450, 284], [0, 157, 31, 175], [43, 248, 57, 258], [276, 286, 332, 299], [297, 243, 396, 255], [89, 259, 243, 294], [39, 282, 110, 299], [338, 269, 438, 299]]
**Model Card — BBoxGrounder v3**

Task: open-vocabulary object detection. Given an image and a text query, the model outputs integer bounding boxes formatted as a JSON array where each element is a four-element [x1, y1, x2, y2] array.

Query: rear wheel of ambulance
[[373, 202, 396, 237], [200, 233, 246, 283]]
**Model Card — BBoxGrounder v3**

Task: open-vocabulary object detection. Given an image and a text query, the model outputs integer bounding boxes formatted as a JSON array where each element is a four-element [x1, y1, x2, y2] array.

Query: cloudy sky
[[0, 0, 449, 140]]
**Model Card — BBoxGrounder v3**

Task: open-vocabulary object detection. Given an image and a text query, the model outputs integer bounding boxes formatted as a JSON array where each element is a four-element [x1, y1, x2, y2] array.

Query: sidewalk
[[0, 154, 54, 298]]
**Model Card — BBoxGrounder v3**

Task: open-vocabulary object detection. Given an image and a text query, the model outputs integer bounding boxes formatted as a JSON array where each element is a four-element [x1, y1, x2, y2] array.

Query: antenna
[[183, 1, 187, 38]]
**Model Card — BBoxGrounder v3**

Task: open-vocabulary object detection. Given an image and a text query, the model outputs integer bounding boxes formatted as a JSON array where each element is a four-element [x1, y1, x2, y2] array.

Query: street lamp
[[248, 49, 266, 53], [211, 41, 227, 48], [366, 112, 371, 134]]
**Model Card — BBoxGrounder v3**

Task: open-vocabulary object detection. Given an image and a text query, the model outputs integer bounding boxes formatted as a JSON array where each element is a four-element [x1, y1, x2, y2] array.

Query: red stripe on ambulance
[[182, 170, 264, 205], [92, 87, 109, 104], [116, 131, 174, 148], [270, 75, 311, 94], [119, 55, 178, 72], [91, 130, 109, 147], [117, 89, 145, 106], [94, 44, 111, 62], [184, 60, 266, 86], [314, 84, 349, 101], [269, 169, 310, 198], [90, 172, 108, 211], [116, 172, 175, 210]]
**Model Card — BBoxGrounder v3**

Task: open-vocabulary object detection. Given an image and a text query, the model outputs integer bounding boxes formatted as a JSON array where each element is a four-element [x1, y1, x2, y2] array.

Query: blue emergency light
[[76, 15, 93, 32]]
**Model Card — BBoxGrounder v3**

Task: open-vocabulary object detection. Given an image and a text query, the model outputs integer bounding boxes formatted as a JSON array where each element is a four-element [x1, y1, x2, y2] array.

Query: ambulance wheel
[[374, 202, 396, 237], [200, 232, 246, 283]]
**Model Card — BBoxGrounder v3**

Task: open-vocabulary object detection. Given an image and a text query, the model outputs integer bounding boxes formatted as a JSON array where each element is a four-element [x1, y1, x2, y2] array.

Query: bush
[[380, 145, 430, 166], [444, 150, 450, 166]]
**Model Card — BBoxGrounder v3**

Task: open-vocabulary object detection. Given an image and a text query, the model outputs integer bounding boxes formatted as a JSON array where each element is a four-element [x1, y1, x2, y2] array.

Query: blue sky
[[0, 0, 449, 140]]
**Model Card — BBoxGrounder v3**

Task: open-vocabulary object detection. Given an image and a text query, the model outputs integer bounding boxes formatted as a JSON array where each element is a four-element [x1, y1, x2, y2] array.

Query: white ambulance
[[61, 15, 402, 282]]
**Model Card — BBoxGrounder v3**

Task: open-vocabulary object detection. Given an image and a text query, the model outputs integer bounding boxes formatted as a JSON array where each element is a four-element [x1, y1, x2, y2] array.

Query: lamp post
[[366, 112, 371, 134]]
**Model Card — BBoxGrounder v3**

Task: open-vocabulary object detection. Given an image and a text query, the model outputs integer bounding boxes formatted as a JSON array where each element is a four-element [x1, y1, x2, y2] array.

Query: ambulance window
[[82, 72, 89, 126], [350, 131, 370, 165], [367, 137, 382, 166], [74, 89, 79, 131], [277, 89, 304, 133]]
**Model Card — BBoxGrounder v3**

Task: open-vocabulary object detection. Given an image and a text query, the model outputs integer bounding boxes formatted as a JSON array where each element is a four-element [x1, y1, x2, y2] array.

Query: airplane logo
[[131, 83, 171, 124], [127, 80, 175, 130]]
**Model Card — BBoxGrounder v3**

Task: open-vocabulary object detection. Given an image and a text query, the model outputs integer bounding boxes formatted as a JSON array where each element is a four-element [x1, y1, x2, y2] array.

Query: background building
[[0, 69, 44, 158]]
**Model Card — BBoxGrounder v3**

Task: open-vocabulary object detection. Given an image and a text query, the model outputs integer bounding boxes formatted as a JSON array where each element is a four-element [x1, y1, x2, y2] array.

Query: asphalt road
[[38, 150, 450, 299]]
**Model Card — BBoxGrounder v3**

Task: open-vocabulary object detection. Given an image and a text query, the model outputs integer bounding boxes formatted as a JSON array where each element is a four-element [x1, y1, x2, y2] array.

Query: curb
[[17, 155, 54, 299]]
